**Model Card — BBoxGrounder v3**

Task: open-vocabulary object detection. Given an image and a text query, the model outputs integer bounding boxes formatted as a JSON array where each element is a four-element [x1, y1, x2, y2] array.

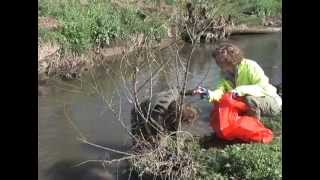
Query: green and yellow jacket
[[208, 58, 282, 107]]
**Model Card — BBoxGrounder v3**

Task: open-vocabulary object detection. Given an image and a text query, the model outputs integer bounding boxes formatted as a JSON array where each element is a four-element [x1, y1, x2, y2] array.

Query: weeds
[[38, 0, 281, 54], [39, 0, 166, 53], [130, 131, 199, 180]]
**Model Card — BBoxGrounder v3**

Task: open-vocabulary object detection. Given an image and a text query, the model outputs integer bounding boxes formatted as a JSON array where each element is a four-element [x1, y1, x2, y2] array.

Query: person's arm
[[208, 79, 233, 103]]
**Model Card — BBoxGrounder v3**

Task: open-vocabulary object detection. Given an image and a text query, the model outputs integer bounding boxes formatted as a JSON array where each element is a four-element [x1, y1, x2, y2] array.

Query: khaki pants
[[244, 95, 281, 119]]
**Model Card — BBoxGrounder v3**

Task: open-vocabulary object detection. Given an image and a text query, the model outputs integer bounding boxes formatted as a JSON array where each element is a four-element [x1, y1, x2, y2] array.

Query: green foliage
[[191, 146, 229, 179], [261, 113, 282, 136], [165, 0, 176, 5], [249, 0, 282, 17], [221, 0, 282, 17], [176, 0, 281, 25], [39, 0, 166, 53], [39, 27, 68, 46], [191, 136, 282, 179], [220, 139, 281, 179]]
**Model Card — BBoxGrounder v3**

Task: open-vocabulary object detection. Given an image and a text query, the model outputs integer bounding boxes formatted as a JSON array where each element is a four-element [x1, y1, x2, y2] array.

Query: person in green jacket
[[194, 43, 282, 119]]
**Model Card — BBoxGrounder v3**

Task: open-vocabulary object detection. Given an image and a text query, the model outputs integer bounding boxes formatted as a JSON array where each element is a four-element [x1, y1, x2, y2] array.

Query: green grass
[[246, 0, 282, 17], [191, 136, 282, 179], [165, 0, 176, 5], [39, 0, 167, 53], [190, 113, 282, 179], [210, 0, 282, 17], [38, 0, 281, 53], [261, 113, 282, 136]]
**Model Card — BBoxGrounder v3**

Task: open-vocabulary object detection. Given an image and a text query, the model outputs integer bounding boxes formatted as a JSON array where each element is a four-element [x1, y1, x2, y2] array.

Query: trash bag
[[210, 92, 273, 143]]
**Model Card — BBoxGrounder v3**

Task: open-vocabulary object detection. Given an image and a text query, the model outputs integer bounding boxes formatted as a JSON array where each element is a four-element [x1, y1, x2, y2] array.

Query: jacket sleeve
[[233, 62, 270, 97], [208, 79, 233, 103]]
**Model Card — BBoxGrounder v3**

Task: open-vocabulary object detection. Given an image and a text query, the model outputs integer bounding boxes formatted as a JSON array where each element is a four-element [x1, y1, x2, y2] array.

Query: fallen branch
[[228, 26, 281, 35]]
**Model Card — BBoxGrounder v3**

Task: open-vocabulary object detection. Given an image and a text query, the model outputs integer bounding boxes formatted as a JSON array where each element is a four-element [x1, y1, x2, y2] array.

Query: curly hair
[[212, 43, 244, 66]]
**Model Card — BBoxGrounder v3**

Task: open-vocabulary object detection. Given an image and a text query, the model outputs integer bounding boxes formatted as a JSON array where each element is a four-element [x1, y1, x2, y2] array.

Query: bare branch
[[136, 56, 171, 94], [78, 138, 133, 156], [72, 155, 137, 168], [64, 103, 87, 141], [196, 61, 212, 87], [177, 45, 196, 153]]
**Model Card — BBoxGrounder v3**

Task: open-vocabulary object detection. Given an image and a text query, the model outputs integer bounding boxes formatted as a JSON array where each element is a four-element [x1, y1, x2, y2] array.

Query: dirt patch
[[38, 42, 96, 80], [99, 37, 182, 58], [38, 36, 181, 81], [264, 16, 282, 27], [112, 0, 175, 14], [98, 46, 128, 58], [39, 16, 61, 30], [38, 42, 60, 61]]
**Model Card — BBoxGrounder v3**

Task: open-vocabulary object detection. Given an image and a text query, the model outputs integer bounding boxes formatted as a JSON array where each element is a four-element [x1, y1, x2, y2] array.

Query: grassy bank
[[39, 0, 167, 54], [38, 0, 281, 79], [193, 136, 281, 179], [39, 0, 281, 54], [129, 114, 282, 179]]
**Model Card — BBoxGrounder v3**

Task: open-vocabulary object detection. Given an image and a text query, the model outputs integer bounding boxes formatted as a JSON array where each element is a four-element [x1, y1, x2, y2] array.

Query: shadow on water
[[45, 143, 138, 180], [39, 33, 281, 179], [45, 160, 154, 180], [46, 160, 115, 180], [45, 159, 164, 180]]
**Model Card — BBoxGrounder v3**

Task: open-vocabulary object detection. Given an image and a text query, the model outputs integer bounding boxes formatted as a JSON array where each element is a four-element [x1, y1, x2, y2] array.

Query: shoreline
[[38, 24, 281, 82]]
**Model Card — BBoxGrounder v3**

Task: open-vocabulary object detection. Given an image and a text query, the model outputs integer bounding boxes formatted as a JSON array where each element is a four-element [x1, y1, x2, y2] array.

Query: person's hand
[[193, 86, 210, 99]]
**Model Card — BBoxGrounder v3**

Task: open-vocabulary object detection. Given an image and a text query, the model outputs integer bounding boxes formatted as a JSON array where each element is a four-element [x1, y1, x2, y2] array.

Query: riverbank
[[38, 0, 282, 81]]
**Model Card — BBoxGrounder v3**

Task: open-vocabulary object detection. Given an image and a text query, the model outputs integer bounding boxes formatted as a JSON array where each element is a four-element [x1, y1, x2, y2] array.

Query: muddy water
[[38, 33, 282, 180]]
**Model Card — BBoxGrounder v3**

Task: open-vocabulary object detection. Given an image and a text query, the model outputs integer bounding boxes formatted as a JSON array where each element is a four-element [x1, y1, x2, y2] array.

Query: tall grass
[[248, 0, 282, 17], [38, 0, 281, 53], [39, 0, 166, 53]]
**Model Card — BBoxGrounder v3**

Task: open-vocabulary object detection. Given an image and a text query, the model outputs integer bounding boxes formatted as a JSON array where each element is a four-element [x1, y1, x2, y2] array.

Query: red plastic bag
[[210, 92, 273, 143]]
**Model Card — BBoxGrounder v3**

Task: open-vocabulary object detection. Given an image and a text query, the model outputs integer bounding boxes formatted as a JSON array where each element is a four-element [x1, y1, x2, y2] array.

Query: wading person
[[193, 43, 282, 143]]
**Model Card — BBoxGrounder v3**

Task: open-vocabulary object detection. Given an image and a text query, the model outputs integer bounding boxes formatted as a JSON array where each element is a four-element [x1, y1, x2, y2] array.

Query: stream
[[38, 33, 282, 180]]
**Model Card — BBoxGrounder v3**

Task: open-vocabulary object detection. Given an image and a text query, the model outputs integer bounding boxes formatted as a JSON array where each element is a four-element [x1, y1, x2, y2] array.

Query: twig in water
[[78, 138, 133, 156], [63, 103, 87, 141]]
